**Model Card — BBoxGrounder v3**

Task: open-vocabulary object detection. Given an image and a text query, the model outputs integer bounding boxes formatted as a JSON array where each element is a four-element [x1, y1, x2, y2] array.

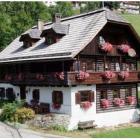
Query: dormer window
[[41, 13, 69, 46], [23, 40, 31, 48], [20, 30, 41, 48]]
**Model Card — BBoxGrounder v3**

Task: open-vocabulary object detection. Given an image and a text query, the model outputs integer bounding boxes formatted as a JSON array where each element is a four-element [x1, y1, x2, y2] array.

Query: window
[[100, 90, 107, 99], [125, 88, 132, 97], [6, 88, 15, 101], [113, 89, 120, 98], [32, 89, 40, 101], [52, 91, 63, 104], [96, 59, 104, 72], [75, 90, 94, 104], [0, 88, 5, 99]]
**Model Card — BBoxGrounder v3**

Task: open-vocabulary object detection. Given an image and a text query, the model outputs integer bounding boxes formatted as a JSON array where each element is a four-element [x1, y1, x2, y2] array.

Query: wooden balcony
[[67, 71, 140, 85], [1, 71, 140, 86]]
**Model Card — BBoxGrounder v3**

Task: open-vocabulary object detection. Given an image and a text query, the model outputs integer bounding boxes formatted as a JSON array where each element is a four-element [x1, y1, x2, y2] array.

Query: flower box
[[100, 99, 110, 109], [113, 98, 125, 107], [75, 71, 90, 82], [54, 72, 64, 80], [126, 96, 136, 105], [80, 101, 92, 110], [101, 71, 116, 80], [100, 42, 113, 53], [52, 103, 61, 110], [36, 73, 45, 80], [118, 71, 129, 80]]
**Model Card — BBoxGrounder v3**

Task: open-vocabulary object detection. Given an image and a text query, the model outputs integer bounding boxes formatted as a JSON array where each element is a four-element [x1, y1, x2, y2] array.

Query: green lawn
[[92, 127, 140, 138], [121, 13, 140, 36]]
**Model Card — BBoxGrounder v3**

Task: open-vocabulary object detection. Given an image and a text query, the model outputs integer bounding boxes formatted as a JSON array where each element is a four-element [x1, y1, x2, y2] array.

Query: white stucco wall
[[0, 83, 20, 100], [26, 86, 72, 114], [68, 85, 96, 130], [68, 85, 140, 130]]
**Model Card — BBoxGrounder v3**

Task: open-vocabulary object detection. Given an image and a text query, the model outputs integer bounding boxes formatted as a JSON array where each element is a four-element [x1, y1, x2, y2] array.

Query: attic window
[[23, 41, 32, 48]]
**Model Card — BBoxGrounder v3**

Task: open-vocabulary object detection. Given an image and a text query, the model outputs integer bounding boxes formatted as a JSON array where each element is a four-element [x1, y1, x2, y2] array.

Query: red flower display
[[55, 72, 64, 80], [75, 71, 90, 82], [36, 73, 45, 80], [113, 98, 125, 107], [18, 73, 23, 80], [80, 101, 92, 110], [101, 42, 113, 53], [117, 44, 136, 57], [126, 96, 136, 105], [5, 74, 12, 80], [52, 103, 61, 110], [101, 71, 116, 80], [100, 99, 110, 109], [118, 71, 129, 80]]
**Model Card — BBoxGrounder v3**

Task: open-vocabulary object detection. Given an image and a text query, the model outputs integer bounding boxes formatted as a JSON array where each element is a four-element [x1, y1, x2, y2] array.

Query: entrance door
[[20, 86, 26, 100]]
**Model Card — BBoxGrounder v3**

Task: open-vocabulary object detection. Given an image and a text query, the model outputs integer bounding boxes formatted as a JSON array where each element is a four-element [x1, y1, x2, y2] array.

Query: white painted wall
[[68, 85, 96, 130], [0, 83, 20, 100], [26, 86, 72, 114], [68, 85, 140, 130]]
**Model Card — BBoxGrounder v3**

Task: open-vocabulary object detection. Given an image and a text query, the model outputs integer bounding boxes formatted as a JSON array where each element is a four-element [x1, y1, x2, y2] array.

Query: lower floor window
[[97, 84, 137, 112], [0, 88, 5, 99], [32, 89, 40, 102]]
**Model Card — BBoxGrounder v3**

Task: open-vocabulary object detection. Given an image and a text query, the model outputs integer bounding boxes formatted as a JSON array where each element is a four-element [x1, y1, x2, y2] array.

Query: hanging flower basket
[[80, 101, 92, 110], [101, 71, 116, 80], [100, 42, 113, 53], [113, 98, 125, 107], [36, 73, 45, 80], [117, 44, 136, 57], [75, 71, 90, 82], [5, 74, 12, 80], [100, 99, 110, 109], [52, 103, 61, 110], [126, 96, 136, 105], [118, 71, 129, 80], [18, 73, 24, 80], [54, 72, 64, 80]]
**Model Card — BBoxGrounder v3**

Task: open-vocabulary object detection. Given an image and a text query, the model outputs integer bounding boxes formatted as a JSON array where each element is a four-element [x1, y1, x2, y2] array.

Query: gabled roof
[[19, 28, 41, 41], [0, 8, 139, 63], [41, 22, 69, 37]]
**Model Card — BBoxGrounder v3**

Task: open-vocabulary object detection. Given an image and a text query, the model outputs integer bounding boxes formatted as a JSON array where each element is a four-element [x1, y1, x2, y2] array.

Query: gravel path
[[0, 122, 64, 138]]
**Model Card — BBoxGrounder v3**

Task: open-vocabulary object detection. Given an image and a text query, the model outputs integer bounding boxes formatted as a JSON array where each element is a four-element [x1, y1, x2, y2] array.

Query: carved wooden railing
[[67, 71, 140, 85], [1, 71, 140, 86]]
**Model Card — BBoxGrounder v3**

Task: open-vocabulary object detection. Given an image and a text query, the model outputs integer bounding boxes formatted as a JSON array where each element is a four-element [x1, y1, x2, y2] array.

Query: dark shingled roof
[[19, 28, 41, 41], [0, 8, 139, 63]]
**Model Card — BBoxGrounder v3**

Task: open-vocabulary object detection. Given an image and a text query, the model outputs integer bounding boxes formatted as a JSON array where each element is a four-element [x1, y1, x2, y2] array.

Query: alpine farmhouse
[[0, 8, 140, 130]]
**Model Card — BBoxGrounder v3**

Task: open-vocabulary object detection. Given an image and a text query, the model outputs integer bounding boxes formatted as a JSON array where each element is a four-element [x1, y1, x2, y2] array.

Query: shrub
[[0, 102, 17, 122], [52, 125, 67, 132], [14, 107, 35, 123], [0, 100, 26, 122]]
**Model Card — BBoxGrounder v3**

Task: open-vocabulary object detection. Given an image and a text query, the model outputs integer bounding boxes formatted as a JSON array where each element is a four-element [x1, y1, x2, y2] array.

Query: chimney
[[37, 19, 44, 31], [52, 13, 61, 23]]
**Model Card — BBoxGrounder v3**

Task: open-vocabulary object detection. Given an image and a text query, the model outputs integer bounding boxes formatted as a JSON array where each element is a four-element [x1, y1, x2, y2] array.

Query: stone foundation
[[27, 113, 71, 129]]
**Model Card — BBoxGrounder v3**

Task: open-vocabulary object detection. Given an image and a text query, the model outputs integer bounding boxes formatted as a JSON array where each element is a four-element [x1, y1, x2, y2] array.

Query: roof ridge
[[32, 8, 106, 29]]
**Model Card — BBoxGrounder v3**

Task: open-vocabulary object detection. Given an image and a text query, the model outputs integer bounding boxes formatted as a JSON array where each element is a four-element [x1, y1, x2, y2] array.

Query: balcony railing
[[1, 71, 140, 86], [67, 71, 140, 85]]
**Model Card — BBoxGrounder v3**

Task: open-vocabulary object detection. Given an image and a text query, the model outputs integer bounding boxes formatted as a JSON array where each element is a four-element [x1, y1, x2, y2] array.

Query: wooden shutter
[[75, 92, 81, 104], [89, 91, 94, 102], [59, 91, 63, 104], [52, 91, 56, 103]]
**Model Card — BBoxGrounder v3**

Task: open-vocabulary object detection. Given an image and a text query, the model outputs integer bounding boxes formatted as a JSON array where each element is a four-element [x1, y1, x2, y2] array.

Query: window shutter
[[89, 91, 94, 102], [75, 92, 81, 104], [59, 91, 63, 104], [52, 91, 55, 103]]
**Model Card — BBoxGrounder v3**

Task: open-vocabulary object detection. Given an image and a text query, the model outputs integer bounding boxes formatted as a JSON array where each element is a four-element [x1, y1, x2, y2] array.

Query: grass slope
[[92, 127, 140, 138], [121, 13, 140, 36]]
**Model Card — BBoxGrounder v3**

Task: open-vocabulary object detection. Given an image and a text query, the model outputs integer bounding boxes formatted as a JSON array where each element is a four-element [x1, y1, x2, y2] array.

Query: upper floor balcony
[[0, 70, 140, 86]]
